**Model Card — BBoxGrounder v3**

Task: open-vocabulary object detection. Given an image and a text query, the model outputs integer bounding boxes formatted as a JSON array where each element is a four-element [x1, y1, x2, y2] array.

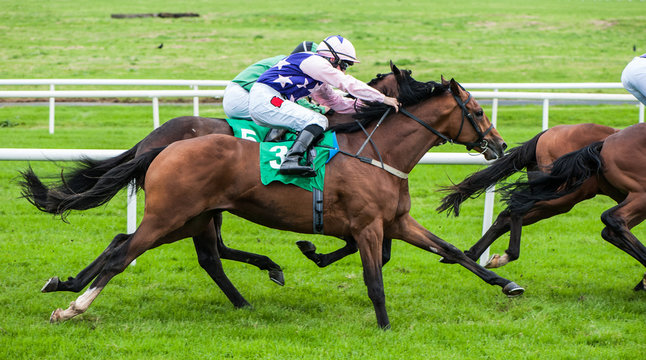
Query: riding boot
[[279, 125, 323, 177]]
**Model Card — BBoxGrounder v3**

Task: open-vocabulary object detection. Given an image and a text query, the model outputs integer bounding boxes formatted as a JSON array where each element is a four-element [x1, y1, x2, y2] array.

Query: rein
[[329, 86, 492, 179]]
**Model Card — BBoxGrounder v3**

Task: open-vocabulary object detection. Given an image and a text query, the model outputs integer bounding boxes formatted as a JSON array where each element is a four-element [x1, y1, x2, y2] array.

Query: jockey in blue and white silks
[[222, 41, 324, 120], [249, 35, 399, 177]]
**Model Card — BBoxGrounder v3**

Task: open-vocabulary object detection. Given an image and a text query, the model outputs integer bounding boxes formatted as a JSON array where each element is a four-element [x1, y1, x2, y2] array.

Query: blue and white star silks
[[257, 52, 322, 101], [273, 75, 293, 88]]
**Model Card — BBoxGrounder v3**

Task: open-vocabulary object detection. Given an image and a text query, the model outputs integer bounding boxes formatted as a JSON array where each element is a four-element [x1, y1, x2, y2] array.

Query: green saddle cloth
[[225, 118, 336, 192]]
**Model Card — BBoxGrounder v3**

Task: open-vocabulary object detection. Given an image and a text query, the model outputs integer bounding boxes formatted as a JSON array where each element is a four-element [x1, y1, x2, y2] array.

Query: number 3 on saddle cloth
[[226, 118, 339, 192]]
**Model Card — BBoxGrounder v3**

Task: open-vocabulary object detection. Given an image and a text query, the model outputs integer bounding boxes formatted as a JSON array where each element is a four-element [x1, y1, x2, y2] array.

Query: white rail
[[1, 80, 644, 134]]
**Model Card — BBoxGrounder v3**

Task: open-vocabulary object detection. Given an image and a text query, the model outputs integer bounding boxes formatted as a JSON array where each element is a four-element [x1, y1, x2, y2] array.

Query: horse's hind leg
[[394, 214, 524, 297], [193, 222, 250, 308], [50, 233, 136, 322], [439, 211, 514, 266], [42, 233, 130, 293], [599, 194, 646, 290], [211, 213, 284, 286]]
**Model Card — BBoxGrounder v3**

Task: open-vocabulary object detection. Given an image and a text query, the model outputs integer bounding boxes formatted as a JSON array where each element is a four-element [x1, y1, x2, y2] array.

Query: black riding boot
[[279, 124, 323, 177]]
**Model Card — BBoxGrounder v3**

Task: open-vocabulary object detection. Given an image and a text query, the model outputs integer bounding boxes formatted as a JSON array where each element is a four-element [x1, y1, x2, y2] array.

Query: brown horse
[[498, 123, 646, 290], [26, 73, 403, 288], [21, 64, 522, 328], [437, 123, 618, 268]]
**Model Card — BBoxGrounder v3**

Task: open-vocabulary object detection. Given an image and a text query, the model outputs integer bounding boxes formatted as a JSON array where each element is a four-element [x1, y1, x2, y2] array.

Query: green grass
[[3, 0, 646, 359], [1, 103, 645, 359], [2, 0, 645, 84]]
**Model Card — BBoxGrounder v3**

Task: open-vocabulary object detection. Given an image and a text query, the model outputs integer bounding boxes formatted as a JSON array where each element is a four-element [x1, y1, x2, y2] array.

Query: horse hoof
[[296, 240, 316, 254], [484, 254, 500, 269], [41, 277, 60, 293], [49, 308, 63, 323], [502, 282, 524, 297], [269, 269, 285, 286]]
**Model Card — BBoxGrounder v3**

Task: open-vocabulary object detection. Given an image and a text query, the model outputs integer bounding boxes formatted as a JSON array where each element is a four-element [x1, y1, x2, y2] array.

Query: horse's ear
[[449, 78, 461, 95], [390, 60, 400, 76], [441, 75, 450, 86]]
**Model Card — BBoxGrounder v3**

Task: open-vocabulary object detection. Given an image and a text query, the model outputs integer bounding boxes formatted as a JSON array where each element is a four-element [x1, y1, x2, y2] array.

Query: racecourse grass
[[1, 103, 645, 359], [3, 0, 646, 358]]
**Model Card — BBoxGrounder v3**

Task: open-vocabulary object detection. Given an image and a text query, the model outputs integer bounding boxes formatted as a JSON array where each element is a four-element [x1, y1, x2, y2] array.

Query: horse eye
[[475, 110, 484, 117]]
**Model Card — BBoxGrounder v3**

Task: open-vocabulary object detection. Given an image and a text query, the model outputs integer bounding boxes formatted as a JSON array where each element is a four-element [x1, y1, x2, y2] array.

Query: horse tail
[[500, 141, 604, 215], [20, 146, 166, 220], [436, 130, 545, 216]]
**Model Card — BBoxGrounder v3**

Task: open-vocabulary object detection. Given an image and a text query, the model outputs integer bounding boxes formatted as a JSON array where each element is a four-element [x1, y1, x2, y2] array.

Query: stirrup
[[264, 128, 287, 142], [280, 158, 316, 177]]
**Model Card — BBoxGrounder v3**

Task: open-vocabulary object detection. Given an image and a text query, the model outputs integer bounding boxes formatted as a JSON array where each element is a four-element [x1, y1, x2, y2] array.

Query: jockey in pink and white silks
[[223, 41, 324, 120], [249, 35, 399, 177]]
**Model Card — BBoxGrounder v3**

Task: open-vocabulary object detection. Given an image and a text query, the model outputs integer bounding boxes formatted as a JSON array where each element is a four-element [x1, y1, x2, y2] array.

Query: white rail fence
[[0, 80, 643, 134], [1, 80, 644, 264]]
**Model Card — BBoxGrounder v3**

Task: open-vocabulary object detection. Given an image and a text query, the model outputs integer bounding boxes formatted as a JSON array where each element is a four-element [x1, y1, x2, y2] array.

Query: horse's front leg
[[295, 237, 392, 268], [210, 214, 284, 286], [353, 221, 390, 329], [392, 214, 524, 297]]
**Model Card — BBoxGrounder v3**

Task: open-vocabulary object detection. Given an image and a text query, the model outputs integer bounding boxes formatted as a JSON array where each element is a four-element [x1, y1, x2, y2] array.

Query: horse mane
[[329, 71, 449, 133]]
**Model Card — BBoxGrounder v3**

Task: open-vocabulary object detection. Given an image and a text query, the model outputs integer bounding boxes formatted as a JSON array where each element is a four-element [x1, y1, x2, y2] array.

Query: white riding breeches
[[622, 56, 646, 105], [222, 82, 252, 120], [248, 82, 328, 132]]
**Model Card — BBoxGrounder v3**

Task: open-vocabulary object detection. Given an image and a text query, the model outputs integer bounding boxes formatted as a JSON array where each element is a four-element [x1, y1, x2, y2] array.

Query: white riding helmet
[[316, 35, 360, 63]]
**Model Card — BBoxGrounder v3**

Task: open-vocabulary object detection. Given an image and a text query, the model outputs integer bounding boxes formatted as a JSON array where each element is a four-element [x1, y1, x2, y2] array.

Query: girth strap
[[313, 187, 324, 234], [358, 157, 409, 179]]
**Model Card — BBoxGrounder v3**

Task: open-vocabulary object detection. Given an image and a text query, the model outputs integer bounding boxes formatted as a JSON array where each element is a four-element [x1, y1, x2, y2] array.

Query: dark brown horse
[[27, 72, 403, 288], [437, 123, 618, 267], [498, 123, 646, 290], [21, 64, 522, 328]]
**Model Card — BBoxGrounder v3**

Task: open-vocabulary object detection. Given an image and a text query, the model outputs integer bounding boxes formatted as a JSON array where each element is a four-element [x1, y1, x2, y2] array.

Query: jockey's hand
[[382, 96, 400, 112]]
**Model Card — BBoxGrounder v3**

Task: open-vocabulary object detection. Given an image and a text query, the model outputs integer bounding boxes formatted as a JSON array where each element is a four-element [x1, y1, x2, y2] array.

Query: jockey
[[622, 52, 646, 105], [223, 41, 326, 120], [249, 35, 399, 177]]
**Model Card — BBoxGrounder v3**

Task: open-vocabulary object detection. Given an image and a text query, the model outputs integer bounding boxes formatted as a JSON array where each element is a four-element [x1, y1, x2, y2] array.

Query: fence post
[[491, 89, 499, 126], [193, 85, 199, 116], [479, 185, 495, 265], [640, 103, 644, 123], [542, 98, 549, 130], [127, 181, 137, 266], [49, 84, 55, 134], [152, 97, 160, 128]]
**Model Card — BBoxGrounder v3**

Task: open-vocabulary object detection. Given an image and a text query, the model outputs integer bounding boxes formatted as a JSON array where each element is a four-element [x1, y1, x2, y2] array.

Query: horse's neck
[[339, 107, 447, 174]]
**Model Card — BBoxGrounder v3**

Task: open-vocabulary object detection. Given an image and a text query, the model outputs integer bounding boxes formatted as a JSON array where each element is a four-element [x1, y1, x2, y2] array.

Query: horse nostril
[[501, 142, 508, 151]]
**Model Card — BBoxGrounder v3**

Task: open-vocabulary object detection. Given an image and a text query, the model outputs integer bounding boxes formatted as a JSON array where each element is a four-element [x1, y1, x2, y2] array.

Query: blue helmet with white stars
[[316, 35, 360, 63]]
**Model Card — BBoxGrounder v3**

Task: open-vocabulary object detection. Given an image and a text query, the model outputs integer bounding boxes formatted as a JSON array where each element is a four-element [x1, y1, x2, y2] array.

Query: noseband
[[400, 87, 493, 152]]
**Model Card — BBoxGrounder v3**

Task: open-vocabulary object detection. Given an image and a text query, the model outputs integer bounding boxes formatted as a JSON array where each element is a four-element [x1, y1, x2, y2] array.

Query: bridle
[[400, 85, 493, 152], [325, 80, 496, 179]]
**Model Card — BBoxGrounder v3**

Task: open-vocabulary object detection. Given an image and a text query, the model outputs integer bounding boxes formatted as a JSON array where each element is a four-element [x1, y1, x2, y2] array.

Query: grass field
[[3, 1, 646, 359]]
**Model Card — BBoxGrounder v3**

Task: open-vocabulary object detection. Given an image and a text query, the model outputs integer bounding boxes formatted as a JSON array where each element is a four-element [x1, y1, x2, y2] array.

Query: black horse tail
[[17, 141, 142, 213], [436, 130, 545, 216], [500, 141, 604, 215], [59, 141, 142, 195], [20, 146, 166, 220]]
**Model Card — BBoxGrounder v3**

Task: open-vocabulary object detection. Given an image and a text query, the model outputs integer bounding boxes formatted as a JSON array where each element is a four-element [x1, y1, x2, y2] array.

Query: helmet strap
[[322, 39, 341, 67]]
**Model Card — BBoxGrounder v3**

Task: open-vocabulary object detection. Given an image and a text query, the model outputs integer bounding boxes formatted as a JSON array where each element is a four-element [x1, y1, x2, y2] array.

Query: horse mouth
[[481, 142, 506, 160]]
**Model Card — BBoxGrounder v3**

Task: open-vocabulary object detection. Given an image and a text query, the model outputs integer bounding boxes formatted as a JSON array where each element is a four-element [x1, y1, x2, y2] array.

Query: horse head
[[440, 74, 507, 160]]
